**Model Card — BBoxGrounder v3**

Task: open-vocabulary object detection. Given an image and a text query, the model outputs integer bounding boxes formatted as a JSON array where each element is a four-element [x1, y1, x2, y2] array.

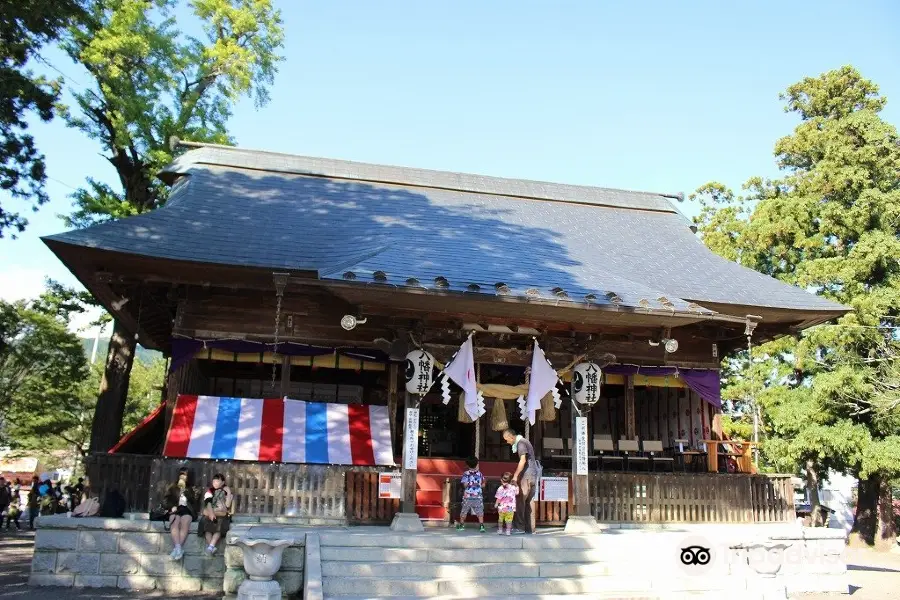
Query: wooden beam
[[625, 375, 636, 440]]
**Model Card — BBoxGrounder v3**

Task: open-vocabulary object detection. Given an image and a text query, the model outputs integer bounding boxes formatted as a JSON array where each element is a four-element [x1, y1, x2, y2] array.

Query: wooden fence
[[589, 472, 795, 523], [84, 454, 793, 525], [84, 453, 400, 522]]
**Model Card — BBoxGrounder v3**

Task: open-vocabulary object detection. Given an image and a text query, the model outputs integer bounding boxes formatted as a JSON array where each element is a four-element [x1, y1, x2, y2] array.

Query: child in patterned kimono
[[494, 472, 518, 535]]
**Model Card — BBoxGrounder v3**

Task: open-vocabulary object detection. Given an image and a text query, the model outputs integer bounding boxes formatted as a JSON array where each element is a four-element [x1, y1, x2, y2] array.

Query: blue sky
[[1, 0, 898, 327]]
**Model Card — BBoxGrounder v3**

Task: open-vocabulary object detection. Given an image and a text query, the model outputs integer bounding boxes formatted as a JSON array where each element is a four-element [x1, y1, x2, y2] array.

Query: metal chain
[[270, 292, 283, 392]]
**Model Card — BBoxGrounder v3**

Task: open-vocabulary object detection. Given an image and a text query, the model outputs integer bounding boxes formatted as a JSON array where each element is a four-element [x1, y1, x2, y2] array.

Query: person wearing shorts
[[494, 472, 518, 535], [457, 457, 485, 532]]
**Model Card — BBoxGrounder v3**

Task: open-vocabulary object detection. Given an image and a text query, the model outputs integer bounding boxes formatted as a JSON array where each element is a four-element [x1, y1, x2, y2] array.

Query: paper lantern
[[571, 362, 602, 406], [404, 349, 435, 396]]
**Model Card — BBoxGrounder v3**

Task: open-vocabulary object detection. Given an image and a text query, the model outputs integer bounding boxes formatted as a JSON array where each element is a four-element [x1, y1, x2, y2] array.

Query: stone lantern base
[[237, 578, 281, 600]]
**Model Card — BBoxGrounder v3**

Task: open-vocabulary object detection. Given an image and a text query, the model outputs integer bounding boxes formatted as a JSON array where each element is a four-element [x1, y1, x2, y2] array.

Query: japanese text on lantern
[[417, 356, 430, 393], [585, 364, 599, 403], [575, 416, 588, 475], [404, 407, 420, 470]]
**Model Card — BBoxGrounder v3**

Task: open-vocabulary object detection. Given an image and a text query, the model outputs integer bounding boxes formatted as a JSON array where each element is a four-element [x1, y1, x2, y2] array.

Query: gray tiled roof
[[45, 146, 845, 315]]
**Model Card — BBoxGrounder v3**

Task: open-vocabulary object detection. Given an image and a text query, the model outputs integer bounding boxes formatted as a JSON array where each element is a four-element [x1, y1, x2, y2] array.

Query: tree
[[0, 0, 85, 238], [0, 298, 89, 446], [693, 66, 900, 548], [56, 0, 284, 452]]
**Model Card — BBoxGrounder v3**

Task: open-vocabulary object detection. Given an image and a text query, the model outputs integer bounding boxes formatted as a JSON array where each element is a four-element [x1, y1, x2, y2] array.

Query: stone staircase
[[318, 530, 741, 599]]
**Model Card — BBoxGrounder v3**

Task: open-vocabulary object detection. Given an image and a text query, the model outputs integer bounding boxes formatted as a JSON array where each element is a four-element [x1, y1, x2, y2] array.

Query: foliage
[[59, 0, 284, 227], [693, 66, 900, 542], [0, 283, 165, 457], [0, 297, 89, 444], [0, 0, 85, 237]]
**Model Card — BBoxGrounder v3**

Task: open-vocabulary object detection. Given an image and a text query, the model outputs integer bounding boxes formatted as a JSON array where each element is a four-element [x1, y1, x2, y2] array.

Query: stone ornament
[[233, 537, 294, 600]]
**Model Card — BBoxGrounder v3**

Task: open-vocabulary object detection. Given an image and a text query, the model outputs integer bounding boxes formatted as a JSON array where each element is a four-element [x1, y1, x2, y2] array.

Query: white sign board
[[403, 407, 420, 470], [575, 416, 589, 475], [378, 472, 402, 499], [540, 477, 569, 502]]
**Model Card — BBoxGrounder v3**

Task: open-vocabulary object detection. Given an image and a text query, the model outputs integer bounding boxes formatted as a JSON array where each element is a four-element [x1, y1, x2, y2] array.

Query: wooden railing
[[85, 454, 793, 525], [589, 472, 795, 523], [345, 470, 401, 524], [84, 453, 156, 512]]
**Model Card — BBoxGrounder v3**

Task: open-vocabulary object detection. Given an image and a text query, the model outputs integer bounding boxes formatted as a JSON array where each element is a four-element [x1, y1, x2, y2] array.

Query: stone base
[[564, 515, 603, 534], [237, 578, 281, 600], [389, 513, 424, 532]]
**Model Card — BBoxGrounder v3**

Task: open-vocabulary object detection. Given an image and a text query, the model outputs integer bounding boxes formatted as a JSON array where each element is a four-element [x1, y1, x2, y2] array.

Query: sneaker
[[479, 525, 486, 533], [505, 530, 511, 536], [169, 547, 179, 560], [174, 547, 184, 561], [205, 545, 216, 556], [510, 528, 527, 535], [455, 523, 462, 531]]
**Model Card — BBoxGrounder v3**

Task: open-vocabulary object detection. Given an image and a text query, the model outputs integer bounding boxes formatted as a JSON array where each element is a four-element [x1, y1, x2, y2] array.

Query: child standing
[[494, 472, 518, 535], [457, 457, 486, 532]]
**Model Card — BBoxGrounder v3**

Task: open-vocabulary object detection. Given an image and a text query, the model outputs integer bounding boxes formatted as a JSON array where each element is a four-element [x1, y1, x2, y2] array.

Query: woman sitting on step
[[165, 468, 197, 561], [198, 473, 233, 556]]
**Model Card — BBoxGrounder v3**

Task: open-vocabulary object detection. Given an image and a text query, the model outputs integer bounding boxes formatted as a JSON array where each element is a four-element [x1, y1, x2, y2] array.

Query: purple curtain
[[604, 365, 722, 409], [169, 338, 391, 373]]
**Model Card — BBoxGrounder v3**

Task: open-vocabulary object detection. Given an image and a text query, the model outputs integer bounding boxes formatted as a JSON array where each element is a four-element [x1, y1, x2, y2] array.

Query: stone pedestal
[[389, 512, 424, 532], [564, 515, 603, 534], [233, 538, 293, 600], [237, 578, 281, 600]]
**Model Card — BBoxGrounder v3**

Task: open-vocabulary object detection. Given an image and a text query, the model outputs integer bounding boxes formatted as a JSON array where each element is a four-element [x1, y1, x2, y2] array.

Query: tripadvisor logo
[[676, 536, 716, 576]]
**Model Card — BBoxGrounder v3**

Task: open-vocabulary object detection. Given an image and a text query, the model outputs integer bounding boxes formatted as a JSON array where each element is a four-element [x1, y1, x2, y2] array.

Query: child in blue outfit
[[457, 457, 486, 532]]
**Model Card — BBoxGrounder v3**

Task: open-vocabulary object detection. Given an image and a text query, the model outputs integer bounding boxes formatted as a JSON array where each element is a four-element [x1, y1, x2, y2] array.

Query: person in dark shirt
[[502, 428, 541, 534]]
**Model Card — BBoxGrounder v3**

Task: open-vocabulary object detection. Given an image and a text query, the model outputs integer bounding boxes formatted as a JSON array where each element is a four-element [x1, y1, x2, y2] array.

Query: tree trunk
[[849, 473, 897, 551], [89, 318, 136, 453], [805, 459, 824, 527]]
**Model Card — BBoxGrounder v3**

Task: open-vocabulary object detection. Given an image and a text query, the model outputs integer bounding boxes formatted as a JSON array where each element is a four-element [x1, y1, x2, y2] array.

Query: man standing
[[502, 428, 541, 534]]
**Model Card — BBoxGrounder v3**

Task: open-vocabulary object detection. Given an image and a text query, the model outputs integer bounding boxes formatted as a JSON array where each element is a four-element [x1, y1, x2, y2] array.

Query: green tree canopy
[[53, 0, 284, 453], [0, 0, 85, 237], [0, 297, 88, 443], [693, 66, 900, 547]]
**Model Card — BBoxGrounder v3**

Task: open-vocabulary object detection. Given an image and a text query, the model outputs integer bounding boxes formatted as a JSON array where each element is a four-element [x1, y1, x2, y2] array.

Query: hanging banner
[[519, 339, 561, 425], [378, 472, 402, 499], [440, 334, 485, 420], [575, 416, 589, 475], [540, 477, 569, 502], [404, 407, 420, 470], [164, 395, 394, 466]]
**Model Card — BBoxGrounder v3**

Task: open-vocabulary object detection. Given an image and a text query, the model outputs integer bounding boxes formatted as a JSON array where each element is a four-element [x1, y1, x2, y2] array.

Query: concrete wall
[[29, 516, 306, 597]]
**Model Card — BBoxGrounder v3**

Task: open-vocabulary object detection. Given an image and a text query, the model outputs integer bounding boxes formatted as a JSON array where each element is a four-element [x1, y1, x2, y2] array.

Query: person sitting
[[165, 468, 197, 561], [198, 473, 232, 556]]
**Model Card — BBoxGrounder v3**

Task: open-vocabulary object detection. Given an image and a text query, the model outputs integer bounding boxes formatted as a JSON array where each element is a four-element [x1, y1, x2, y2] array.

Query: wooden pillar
[[571, 405, 590, 517], [164, 362, 183, 434], [400, 392, 419, 513], [279, 355, 291, 398], [625, 375, 636, 440], [387, 363, 399, 456]]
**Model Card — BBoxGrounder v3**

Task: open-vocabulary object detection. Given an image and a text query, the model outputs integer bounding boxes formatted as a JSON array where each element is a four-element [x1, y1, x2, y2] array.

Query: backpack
[[99, 490, 126, 518]]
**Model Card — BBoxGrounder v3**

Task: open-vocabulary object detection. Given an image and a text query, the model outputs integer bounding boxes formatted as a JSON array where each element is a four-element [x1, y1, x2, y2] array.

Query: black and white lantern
[[405, 349, 436, 396], [571, 362, 602, 406]]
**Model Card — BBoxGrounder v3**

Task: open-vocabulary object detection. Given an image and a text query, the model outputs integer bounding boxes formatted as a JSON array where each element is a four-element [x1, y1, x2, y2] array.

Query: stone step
[[331, 594, 740, 600], [322, 561, 607, 579], [321, 546, 620, 563], [320, 532, 611, 550], [322, 576, 652, 597]]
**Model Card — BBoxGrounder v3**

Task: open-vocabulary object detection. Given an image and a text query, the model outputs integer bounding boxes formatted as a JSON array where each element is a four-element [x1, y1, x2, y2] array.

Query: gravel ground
[[1, 528, 898, 599], [0, 530, 218, 599]]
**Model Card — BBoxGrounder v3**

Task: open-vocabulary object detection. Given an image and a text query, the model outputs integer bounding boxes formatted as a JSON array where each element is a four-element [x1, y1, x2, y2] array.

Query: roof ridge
[[163, 142, 683, 212]]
